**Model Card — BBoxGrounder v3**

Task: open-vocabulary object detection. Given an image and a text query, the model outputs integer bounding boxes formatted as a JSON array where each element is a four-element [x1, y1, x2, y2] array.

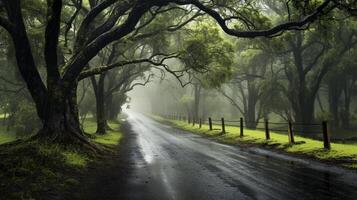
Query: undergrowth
[[0, 119, 123, 199]]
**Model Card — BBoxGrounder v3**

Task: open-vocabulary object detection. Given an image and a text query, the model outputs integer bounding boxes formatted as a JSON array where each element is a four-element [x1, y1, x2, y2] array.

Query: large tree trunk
[[36, 84, 89, 144], [91, 74, 108, 135], [246, 100, 256, 129]]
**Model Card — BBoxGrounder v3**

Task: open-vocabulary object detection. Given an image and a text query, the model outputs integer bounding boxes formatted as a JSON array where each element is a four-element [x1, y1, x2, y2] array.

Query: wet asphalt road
[[115, 112, 357, 200]]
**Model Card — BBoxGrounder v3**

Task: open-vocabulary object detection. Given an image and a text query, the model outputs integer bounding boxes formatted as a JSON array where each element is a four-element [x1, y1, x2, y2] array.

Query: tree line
[[0, 0, 356, 146]]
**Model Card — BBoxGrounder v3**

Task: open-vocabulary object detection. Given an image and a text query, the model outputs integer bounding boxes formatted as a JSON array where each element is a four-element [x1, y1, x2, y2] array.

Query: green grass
[[0, 117, 124, 146], [152, 115, 357, 169], [0, 125, 16, 145], [0, 141, 90, 199], [82, 118, 123, 146], [0, 118, 124, 199]]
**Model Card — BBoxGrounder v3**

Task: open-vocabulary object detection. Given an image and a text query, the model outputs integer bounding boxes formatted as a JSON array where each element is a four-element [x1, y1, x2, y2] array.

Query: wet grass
[[0, 125, 16, 145], [0, 141, 91, 199], [151, 115, 357, 169], [0, 118, 124, 199], [82, 118, 123, 146]]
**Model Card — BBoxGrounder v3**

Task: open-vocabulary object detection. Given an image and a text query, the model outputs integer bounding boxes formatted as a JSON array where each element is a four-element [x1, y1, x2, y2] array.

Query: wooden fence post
[[209, 117, 212, 130], [240, 117, 244, 137], [288, 121, 295, 144], [188, 116, 190, 124], [199, 118, 202, 129], [322, 121, 331, 150], [221, 118, 225, 134], [193, 117, 195, 126], [265, 119, 270, 140]]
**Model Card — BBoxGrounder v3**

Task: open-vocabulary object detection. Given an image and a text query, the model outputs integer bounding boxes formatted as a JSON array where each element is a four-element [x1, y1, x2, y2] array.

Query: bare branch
[[125, 74, 153, 92], [64, 0, 82, 47], [78, 53, 179, 80], [217, 88, 244, 114]]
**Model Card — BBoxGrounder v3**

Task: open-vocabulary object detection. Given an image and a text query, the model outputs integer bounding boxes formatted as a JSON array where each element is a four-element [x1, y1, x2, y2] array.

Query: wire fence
[[160, 114, 331, 150]]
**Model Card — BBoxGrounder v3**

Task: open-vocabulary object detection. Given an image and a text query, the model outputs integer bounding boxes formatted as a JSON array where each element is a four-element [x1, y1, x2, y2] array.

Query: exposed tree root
[[33, 128, 102, 153]]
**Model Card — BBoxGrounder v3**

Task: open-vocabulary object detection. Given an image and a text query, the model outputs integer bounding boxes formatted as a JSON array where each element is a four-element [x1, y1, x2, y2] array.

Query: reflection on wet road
[[121, 112, 357, 200]]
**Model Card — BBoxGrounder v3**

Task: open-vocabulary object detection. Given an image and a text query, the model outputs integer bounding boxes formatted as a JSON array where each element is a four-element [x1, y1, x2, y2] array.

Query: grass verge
[[0, 125, 16, 145], [0, 118, 123, 199], [82, 118, 123, 146], [151, 115, 357, 170]]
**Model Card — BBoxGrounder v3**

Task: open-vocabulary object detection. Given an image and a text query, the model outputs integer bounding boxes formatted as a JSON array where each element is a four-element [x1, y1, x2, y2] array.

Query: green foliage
[[182, 23, 234, 87], [178, 94, 194, 108], [182, 39, 211, 71], [62, 151, 88, 168]]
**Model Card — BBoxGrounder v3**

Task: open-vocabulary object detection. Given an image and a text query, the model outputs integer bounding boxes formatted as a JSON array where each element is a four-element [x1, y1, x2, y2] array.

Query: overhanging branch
[[78, 53, 179, 80], [173, 0, 333, 38]]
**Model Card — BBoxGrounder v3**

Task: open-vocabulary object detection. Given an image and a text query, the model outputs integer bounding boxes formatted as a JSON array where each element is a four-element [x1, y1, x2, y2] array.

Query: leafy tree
[[0, 0, 347, 145], [181, 23, 233, 121]]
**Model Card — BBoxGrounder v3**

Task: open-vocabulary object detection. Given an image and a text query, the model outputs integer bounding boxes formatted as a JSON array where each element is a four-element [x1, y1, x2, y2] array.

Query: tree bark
[[36, 83, 90, 145], [91, 74, 108, 134]]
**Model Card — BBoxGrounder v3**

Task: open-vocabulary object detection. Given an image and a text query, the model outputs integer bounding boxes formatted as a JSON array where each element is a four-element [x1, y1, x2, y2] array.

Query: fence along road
[[173, 114, 332, 149], [113, 111, 357, 200]]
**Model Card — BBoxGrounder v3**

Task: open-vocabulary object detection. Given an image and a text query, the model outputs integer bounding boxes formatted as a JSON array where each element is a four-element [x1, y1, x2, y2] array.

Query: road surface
[[88, 112, 357, 200]]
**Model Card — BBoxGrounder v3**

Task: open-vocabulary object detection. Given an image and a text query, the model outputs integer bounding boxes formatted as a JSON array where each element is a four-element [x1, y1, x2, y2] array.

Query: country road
[[85, 112, 357, 200]]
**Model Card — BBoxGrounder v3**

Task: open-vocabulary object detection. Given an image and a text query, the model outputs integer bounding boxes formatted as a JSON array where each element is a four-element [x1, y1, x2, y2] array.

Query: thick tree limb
[[78, 53, 178, 80], [173, 0, 332, 38], [64, 2, 151, 84], [86, 1, 134, 46], [45, 0, 62, 81], [74, 0, 117, 51]]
